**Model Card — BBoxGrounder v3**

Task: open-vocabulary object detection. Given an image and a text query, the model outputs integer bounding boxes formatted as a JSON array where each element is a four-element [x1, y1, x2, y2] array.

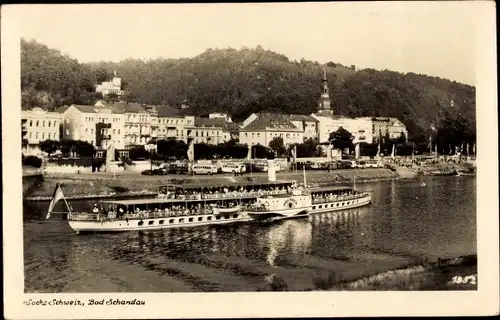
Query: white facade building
[[239, 113, 304, 147], [95, 74, 124, 97], [61, 104, 125, 149], [21, 107, 61, 154], [312, 114, 374, 144]]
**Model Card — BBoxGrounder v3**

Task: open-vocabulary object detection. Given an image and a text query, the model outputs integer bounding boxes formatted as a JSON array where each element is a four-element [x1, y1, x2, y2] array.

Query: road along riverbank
[[24, 168, 400, 201]]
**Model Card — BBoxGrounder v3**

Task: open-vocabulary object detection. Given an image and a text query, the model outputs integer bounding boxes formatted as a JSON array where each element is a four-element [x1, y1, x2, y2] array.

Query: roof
[[309, 186, 354, 193], [55, 105, 71, 113], [71, 105, 98, 113], [157, 105, 182, 118], [98, 101, 148, 113], [284, 114, 318, 122], [101, 195, 258, 206], [194, 117, 226, 128], [241, 113, 301, 131], [168, 180, 294, 190]]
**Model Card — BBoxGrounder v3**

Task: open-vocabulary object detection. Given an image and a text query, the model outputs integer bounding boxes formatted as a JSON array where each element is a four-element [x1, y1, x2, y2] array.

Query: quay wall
[[25, 168, 399, 200]]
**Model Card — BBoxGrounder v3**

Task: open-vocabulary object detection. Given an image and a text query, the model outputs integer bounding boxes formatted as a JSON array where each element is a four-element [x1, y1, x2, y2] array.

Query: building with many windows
[[21, 107, 61, 154], [95, 72, 125, 97], [283, 114, 319, 140], [369, 117, 408, 142], [312, 114, 373, 144], [239, 113, 304, 147], [59, 104, 126, 150]]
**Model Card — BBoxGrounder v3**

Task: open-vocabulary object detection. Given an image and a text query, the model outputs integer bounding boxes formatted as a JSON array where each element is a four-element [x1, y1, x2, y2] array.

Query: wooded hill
[[22, 39, 476, 143]]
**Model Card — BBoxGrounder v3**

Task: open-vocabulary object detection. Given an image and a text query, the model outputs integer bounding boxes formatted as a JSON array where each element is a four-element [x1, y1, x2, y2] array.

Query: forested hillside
[[22, 39, 476, 143]]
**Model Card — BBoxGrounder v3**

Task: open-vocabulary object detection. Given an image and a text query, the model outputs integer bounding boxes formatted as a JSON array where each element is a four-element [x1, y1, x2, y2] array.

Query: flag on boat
[[376, 142, 381, 157], [391, 144, 395, 158], [46, 183, 65, 219], [187, 140, 194, 162]]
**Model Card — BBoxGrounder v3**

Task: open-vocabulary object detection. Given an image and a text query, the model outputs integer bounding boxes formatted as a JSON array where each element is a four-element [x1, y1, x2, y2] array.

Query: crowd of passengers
[[312, 190, 362, 204], [87, 200, 263, 220], [157, 185, 292, 200]]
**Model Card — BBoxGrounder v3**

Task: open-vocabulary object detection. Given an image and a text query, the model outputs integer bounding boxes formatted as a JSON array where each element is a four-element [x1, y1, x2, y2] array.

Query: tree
[[22, 39, 476, 141], [39, 139, 60, 156], [328, 127, 354, 152], [128, 145, 150, 160], [268, 137, 286, 157], [73, 140, 95, 158], [95, 68, 109, 83]]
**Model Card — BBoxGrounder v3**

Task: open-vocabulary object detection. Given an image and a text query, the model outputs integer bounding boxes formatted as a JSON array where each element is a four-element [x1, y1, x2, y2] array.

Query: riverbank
[[24, 162, 474, 201], [330, 255, 477, 290], [24, 168, 401, 201]]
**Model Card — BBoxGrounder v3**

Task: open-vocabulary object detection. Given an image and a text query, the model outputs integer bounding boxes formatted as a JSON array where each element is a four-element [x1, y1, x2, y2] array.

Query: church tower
[[317, 67, 331, 113]]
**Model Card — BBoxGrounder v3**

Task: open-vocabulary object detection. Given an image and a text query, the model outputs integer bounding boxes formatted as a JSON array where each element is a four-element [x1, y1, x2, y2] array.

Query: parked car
[[192, 164, 217, 175], [221, 163, 246, 175]]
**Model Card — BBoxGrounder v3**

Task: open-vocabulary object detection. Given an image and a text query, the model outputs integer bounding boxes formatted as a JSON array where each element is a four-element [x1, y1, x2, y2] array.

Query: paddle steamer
[[47, 171, 371, 233]]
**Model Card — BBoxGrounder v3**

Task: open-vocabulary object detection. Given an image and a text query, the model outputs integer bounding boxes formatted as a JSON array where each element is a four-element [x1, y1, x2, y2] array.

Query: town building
[[283, 114, 319, 140], [95, 71, 125, 97], [21, 107, 61, 154], [156, 105, 194, 141], [312, 114, 373, 144], [59, 104, 126, 150], [189, 118, 227, 145], [239, 113, 304, 147], [370, 117, 408, 142], [95, 101, 152, 147], [209, 113, 233, 123]]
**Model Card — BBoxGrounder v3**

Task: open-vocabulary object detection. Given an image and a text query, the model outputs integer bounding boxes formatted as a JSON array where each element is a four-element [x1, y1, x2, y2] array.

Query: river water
[[23, 176, 476, 292]]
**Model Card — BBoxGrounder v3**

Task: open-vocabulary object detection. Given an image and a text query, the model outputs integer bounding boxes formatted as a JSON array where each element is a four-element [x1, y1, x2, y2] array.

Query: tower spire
[[317, 65, 331, 113]]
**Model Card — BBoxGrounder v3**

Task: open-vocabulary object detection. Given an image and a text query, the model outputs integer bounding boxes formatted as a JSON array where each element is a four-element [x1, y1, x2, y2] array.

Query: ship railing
[[312, 193, 368, 205], [157, 189, 289, 201]]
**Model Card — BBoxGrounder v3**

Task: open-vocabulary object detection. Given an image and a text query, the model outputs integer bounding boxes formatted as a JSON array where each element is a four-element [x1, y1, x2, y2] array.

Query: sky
[[15, 2, 481, 85]]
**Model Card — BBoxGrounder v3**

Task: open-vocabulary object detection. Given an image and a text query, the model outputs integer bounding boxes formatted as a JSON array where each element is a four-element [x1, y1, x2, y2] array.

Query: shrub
[[22, 155, 42, 168]]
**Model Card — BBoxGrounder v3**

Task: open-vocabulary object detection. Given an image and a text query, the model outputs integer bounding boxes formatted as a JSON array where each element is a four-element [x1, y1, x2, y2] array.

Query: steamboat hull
[[310, 193, 371, 214], [68, 213, 252, 232]]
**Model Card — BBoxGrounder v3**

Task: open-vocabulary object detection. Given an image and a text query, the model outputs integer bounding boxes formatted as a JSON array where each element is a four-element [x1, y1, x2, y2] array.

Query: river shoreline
[[24, 168, 405, 201], [23, 163, 474, 202]]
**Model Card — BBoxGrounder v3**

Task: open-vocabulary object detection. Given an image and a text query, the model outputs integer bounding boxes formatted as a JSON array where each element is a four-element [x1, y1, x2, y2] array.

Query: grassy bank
[[25, 168, 400, 200]]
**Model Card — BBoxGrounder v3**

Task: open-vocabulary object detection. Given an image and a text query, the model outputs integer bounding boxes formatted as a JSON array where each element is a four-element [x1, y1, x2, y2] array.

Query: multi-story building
[[312, 114, 374, 144], [60, 104, 125, 150], [95, 72, 125, 97], [95, 101, 152, 147], [239, 113, 304, 148], [189, 118, 226, 145], [156, 106, 194, 141], [21, 107, 61, 154], [284, 114, 319, 140], [370, 117, 408, 142]]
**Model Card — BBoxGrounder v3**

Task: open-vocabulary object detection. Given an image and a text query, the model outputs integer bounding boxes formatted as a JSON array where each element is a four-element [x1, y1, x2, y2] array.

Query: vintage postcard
[[2, 2, 499, 319]]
